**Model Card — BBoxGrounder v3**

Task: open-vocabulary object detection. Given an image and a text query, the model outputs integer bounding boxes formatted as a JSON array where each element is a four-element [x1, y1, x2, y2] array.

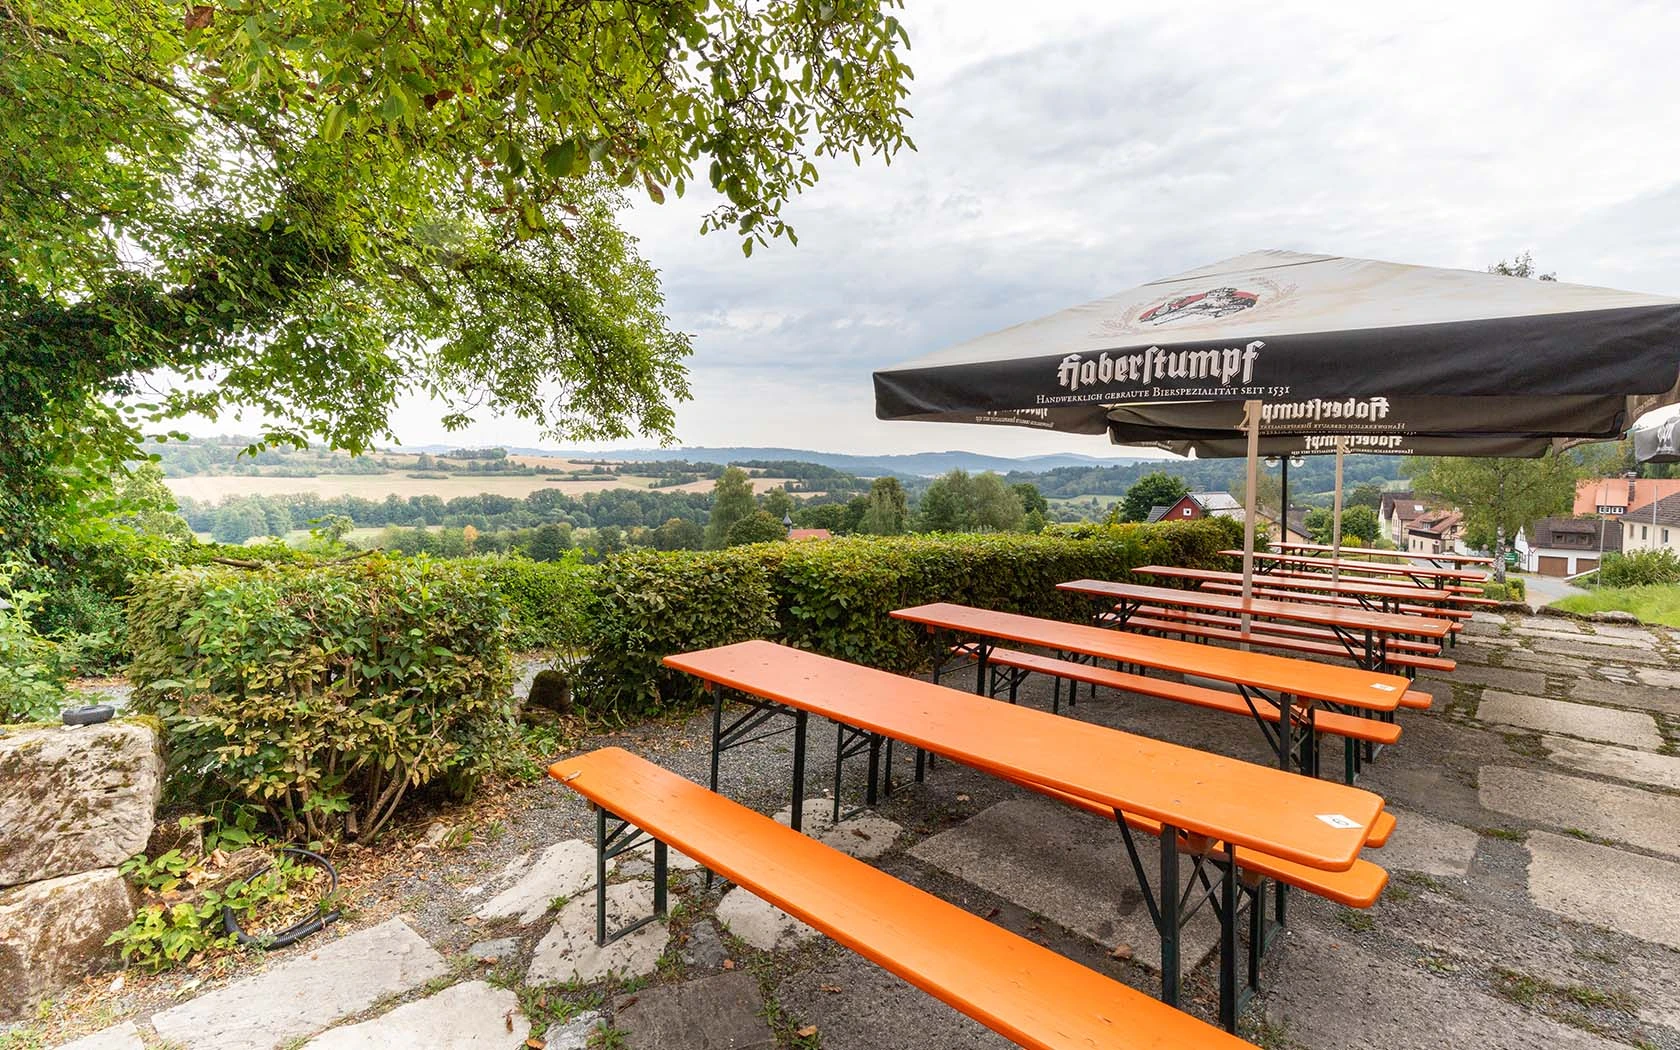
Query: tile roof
[[1531, 516, 1622, 552]]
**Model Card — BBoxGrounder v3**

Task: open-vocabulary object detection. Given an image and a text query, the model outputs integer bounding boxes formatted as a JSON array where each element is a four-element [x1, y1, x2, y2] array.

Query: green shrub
[[1596, 549, 1680, 589], [0, 561, 71, 723], [572, 519, 1241, 717], [578, 547, 778, 719], [474, 552, 597, 651], [127, 554, 516, 842], [1504, 576, 1526, 602]]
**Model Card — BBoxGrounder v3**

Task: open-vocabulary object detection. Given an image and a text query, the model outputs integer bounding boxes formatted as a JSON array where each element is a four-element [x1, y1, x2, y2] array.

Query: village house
[[1379, 491, 1431, 548], [1520, 516, 1621, 576], [1405, 508, 1463, 555], [1573, 475, 1680, 517], [1620, 492, 1680, 556]]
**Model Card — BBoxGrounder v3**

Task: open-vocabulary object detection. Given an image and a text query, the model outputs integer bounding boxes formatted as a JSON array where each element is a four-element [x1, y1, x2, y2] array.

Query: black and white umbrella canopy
[[874, 250, 1680, 430], [1630, 404, 1680, 463], [1136, 433, 1561, 460]]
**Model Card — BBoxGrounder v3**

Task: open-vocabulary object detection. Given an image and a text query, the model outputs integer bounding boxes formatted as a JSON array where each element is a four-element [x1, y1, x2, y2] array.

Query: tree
[[651, 517, 705, 551], [1489, 252, 1557, 281], [1120, 472, 1190, 523], [1012, 483, 1049, 517], [859, 477, 908, 535], [1405, 455, 1578, 580], [759, 486, 796, 522], [1340, 505, 1381, 545], [970, 473, 1026, 532], [110, 462, 194, 543], [916, 470, 974, 532], [1, 2, 914, 542], [1346, 482, 1384, 510], [528, 523, 571, 562], [706, 468, 758, 549], [726, 510, 788, 546]]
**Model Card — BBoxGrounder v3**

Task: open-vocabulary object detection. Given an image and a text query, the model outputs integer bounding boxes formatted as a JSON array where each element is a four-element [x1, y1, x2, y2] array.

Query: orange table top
[[891, 602, 1407, 711], [1229, 550, 1487, 583], [1138, 564, 1452, 604], [552, 747, 1257, 1049], [663, 640, 1384, 871], [1057, 579, 1452, 639], [1277, 541, 1494, 566]]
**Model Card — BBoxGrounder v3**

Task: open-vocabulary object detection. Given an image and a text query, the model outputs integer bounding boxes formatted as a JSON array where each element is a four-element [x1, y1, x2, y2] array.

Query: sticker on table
[[1316, 813, 1361, 830], [1370, 683, 1398, 691]]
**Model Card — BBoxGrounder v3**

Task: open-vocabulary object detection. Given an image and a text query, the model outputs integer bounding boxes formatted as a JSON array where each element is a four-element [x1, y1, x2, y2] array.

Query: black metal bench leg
[[595, 806, 609, 946], [866, 734, 882, 806], [1160, 826, 1181, 1008], [790, 709, 808, 833], [1218, 845, 1238, 1032]]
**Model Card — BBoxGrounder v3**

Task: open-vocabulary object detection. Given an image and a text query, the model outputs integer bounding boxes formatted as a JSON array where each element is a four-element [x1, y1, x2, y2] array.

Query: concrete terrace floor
[[37, 610, 1680, 1050]]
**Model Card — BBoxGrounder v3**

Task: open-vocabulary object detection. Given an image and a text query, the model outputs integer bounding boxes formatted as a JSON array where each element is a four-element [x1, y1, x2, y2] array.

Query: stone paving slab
[[1377, 806, 1480, 879], [1513, 617, 1584, 634], [1427, 663, 1547, 695], [1476, 691, 1663, 750], [614, 971, 773, 1050], [1541, 736, 1680, 791], [541, 1011, 604, 1050], [1260, 926, 1629, 1050], [776, 945, 1011, 1050], [473, 838, 596, 925], [1525, 636, 1668, 665], [149, 919, 449, 1050], [305, 980, 529, 1049], [1635, 665, 1680, 689], [908, 796, 1221, 973], [53, 1022, 143, 1050], [715, 886, 819, 952], [1498, 650, 1589, 676], [1526, 831, 1680, 951], [772, 799, 904, 860], [1479, 766, 1680, 860], [527, 881, 670, 985], [1567, 678, 1680, 717]]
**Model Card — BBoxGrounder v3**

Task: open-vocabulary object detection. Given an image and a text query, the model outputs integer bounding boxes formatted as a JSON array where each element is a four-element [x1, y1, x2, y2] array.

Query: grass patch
[[1337, 909, 1376, 933], [1478, 826, 1527, 842], [1552, 585, 1680, 628], [1491, 966, 1638, 1016], [1499, 732, 1549, 760]]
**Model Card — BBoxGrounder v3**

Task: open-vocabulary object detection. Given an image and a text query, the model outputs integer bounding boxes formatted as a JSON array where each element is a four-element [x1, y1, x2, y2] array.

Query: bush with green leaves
[[473, 552, 598, 652], [127, 554, 516, 842], [1596, 548, 1680, 589], [0, 561, 71, 723], [578, 547, 778, 719], [573, 519, 1241, 718]]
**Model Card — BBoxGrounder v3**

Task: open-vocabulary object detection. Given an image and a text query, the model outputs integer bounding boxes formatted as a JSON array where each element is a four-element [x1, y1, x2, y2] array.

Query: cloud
[[387, 0, 1680, 457]]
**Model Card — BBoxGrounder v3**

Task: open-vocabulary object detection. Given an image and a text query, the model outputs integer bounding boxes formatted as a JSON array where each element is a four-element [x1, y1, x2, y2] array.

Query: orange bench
[[1114, 609, 1457, 677], [1198, 581, 1474, 623], [550, 747, 1255, 1049], [667, 639, 1389, 1029], [947, 643, 1398, 784]]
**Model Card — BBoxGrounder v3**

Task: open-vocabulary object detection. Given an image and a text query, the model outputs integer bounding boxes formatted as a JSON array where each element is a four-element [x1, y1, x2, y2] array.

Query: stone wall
[[0, 720, 162, 1017]]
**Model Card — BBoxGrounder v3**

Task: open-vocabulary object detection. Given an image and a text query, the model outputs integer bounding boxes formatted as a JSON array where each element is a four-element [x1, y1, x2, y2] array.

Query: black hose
[[222, 846, 342, 949]]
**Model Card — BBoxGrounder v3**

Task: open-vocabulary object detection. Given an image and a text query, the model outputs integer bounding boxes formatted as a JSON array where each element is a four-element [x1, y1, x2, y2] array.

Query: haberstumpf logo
[[1057, 341, 1265, 393], [1262, 398, 1391, 425], [1137, 286, 1259, 325]]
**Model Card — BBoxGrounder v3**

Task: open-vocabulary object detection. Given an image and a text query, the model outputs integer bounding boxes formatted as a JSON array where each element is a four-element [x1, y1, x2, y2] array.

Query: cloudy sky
[[384, 0, 1680, 458]]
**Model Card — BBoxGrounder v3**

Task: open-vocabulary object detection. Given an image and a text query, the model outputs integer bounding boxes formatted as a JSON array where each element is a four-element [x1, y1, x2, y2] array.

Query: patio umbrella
[[1630, 403, 1680, 463], [874, 250, 1680, 612]]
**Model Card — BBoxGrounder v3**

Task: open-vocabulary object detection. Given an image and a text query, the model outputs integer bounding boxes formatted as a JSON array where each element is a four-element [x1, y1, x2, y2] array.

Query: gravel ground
[[16, 617, 1680, 1049]]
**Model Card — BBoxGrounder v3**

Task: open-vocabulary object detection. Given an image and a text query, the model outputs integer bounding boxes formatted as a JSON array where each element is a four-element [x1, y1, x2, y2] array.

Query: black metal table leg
[[790, 708, 808, 833]]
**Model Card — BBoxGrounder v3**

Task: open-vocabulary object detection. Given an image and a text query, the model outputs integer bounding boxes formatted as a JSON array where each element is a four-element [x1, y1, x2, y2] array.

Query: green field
[[1551, 584, 1680, 628]]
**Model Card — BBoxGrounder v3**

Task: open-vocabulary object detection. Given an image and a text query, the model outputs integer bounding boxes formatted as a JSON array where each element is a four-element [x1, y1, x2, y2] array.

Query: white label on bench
[[1370, 683, 1398, 691], [1317, 813, 1361, 830]]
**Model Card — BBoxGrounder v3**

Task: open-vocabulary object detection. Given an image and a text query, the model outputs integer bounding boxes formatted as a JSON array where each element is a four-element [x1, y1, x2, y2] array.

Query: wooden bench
[[1199, 581, 1474, 622], [947, 644, 1397, 784], [550, 747, 1255, 1049], [1114, 609, 1457, 676], [667, 639, 1390, 1028]]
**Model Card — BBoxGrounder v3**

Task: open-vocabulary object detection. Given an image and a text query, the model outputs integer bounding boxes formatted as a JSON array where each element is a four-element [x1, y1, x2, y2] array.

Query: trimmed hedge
[[128, 555, 515, 842], [472, 553, 597, 650], [579, 547, 778, 718], [572, 518, 1242, 719]]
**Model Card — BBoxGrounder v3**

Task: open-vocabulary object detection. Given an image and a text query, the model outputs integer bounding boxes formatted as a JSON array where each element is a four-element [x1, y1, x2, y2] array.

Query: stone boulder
[[0, 721, 163, 888], [0, 868, 135, 1018]]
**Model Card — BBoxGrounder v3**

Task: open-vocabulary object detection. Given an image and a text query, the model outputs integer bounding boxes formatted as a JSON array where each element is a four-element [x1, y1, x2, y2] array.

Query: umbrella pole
[[1240, 400, 1261, 647], [1331, 438, 1346, 585]]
